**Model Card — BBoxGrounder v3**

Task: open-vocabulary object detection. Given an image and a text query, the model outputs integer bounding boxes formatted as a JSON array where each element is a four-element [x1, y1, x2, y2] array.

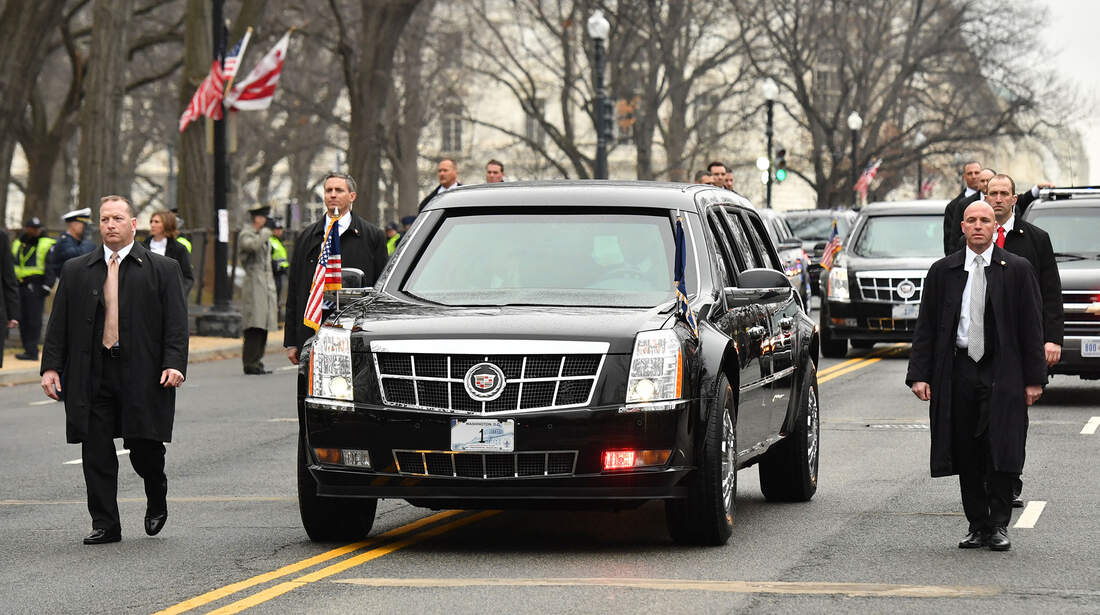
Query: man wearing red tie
[[40, 196, 189, 545]]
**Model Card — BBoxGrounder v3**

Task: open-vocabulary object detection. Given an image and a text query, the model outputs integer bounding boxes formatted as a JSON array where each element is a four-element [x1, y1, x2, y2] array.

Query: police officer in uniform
[[269, 218, 289, 308], [47, 208, 96, 281], [13, 217, 55, 360]]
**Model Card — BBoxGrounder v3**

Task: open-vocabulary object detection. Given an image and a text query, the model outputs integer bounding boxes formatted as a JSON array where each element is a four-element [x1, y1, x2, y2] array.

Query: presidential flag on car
[[820, 220, 842, 271], [674, 216, 699, 337], [178, 30, 251, 132], [303, 210, 342, 331]]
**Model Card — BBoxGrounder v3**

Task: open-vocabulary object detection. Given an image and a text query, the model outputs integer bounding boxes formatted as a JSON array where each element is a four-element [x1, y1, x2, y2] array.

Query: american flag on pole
[[819, 220, 842, 271], [853, 158, 882, 198], [221, 29, 252, 83], [226, 31, 290, 111], [303, 213, 342, 331], [177, 31, 251, 133], [919, 176, 936, 199]]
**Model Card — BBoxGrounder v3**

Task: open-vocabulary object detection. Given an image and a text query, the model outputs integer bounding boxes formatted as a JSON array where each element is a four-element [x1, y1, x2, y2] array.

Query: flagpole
[[212, 0, 231, 311]]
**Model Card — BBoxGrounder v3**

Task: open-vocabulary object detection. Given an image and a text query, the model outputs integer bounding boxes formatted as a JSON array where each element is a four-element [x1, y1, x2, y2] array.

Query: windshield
[[1026, 208, 1100, 256], [851, 215, 943, 258], [786, 214, 852, 240], [403, 212, 679, 307]]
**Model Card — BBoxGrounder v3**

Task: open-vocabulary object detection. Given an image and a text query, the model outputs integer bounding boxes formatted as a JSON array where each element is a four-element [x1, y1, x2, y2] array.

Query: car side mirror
[[341, 267, 365, 289], [737, 267, 791, 290]]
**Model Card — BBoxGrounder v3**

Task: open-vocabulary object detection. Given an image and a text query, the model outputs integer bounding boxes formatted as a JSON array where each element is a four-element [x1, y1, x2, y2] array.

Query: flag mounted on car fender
[[674, 216, 699, 338]]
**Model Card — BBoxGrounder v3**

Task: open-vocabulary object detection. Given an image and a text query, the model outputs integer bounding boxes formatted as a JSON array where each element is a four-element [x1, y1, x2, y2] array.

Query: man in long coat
[[0, 229, 20, 366], [40, 195, 188, 544], [907, 200, 1046, 552], [239, 206, 279, 375]]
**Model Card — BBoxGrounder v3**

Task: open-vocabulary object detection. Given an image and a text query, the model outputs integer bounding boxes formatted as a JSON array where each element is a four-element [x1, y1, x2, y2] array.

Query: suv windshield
[[786, 214, 851, 240], [1026, 207, 1100, 256], [404, 212, 678, 307], [851, 214, 943, 258]]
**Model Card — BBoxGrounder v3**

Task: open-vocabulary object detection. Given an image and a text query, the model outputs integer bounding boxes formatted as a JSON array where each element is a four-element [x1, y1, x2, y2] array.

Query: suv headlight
[[826, 266, 850, 302], [310, 326, 353, 401], [626, 330, 682, 403]]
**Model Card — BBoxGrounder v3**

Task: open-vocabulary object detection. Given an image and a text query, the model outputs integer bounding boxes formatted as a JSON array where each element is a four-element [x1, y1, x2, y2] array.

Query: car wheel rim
[[721, 408, 736, 511], [806, 384, 819, 476]]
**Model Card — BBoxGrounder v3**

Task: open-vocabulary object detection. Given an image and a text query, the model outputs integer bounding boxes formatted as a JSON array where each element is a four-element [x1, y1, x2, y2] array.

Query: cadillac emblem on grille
[[896, 279, 917, 300], [464, 362, 507, 401]]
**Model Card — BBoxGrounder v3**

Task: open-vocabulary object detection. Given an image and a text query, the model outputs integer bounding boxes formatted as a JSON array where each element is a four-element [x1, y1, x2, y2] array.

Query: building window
[[525, 98, 546, 147], [441, 107, 462, 152]]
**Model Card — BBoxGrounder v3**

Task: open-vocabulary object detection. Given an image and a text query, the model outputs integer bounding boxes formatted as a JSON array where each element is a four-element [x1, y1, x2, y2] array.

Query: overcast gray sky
[[1040, 0, 1099, 183]]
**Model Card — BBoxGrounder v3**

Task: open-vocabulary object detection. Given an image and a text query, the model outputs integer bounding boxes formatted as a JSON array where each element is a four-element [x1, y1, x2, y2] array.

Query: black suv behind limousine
[[298, 181, 820, 545]]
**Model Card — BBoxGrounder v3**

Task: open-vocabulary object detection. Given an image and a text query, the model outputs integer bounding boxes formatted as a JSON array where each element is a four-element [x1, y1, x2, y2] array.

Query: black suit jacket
[[1002, 219, 1063, 345], [41, 242, 189, 443], [284, 213, 388, 350], [0, 231, 19, 367], [942, 189, 980, 255], [417, 183, 462, 212], [143, 236, 194, 298]]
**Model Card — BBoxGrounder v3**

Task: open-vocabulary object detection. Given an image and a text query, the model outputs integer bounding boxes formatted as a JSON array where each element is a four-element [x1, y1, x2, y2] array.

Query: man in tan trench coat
[[239, 206, 278, 375]]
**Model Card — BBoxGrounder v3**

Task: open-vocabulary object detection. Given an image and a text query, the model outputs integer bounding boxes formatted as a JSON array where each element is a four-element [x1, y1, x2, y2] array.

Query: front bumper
[[300, 397, 699, 501], [821, 299, 918, 342]]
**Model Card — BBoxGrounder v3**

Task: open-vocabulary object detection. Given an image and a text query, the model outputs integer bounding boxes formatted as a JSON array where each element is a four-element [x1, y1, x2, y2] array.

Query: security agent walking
[[40, 196, 188, 545], [284, 172, 387, 365], [906, 200, 1046, 552], [239, 205, 279, 375], [13, 217, 56, 360]]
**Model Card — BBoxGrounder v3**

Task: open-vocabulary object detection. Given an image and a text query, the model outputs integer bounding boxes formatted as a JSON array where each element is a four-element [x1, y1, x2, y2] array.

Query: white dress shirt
[[336, 210, 352, 236], [149, 237, 168, 255], [103, 241, 135, 264], [964, 187, 977, 198], [956, 242, 995, 348]]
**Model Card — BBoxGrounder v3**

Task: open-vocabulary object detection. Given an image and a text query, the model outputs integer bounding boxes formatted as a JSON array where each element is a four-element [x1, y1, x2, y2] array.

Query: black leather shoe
[[243, 367, 272, 375], [958, 530, 988, 549], [83, 528, 121, 545], [1011, 497, 1024, 508], [14, 352, 37, 361], [989, 527, 1011, 551], [144, 510, 167, 536]]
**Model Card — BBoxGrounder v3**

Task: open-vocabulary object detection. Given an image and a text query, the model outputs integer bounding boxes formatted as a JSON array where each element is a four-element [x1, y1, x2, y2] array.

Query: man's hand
[[160, 368, 184, 388], [41, 370, 61, 400], [1036, 181, 1055, 189], [1044, 342, 1061, 367], [1025, 385, 1043, 406], [7, 319, 16, 328], [286, 347, 299, 365], [910, 381, 931, 401]]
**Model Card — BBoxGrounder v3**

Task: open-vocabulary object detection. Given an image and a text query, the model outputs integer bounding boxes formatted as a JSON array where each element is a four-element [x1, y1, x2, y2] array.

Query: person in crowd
[[418, 158, 462, 211], [942, 161, 984, 255], [284, 172, 388, 365], [0, 228, 19, 367], [707, 161, 729, 189], [907, 200, 1046, 552], [269, 218, 289, 308], [239, 206, 279, 375], [144, 210, 194, 298], [693, 170, 713, 185], [47, 208, 95, 281], [40, 195, 188, 544], [13, 217, 55, 360], [485, 159, 505, 183], [385, 221, 401, 256]]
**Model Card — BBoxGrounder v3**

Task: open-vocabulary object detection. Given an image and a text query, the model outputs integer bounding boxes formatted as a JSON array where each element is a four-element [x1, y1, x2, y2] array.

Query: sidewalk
[[1, 332, 288, 387]]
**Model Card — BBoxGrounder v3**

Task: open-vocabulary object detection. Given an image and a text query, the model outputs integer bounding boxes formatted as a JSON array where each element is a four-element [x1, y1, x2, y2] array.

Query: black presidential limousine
[[297, 181, 821, 545]]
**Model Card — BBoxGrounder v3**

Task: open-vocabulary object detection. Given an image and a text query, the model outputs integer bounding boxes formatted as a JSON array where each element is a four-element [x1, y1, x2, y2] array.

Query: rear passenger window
[[720, 208, 759, 269], [706, 210, 741, 286]]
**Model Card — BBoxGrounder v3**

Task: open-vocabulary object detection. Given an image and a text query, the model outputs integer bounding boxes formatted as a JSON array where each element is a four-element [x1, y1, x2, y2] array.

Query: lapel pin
[[1000, 260, 1006, 266]]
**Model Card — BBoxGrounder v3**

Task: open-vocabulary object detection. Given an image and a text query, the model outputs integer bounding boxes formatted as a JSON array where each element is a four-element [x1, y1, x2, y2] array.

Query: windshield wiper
[[1054, 252, 1086, 261]]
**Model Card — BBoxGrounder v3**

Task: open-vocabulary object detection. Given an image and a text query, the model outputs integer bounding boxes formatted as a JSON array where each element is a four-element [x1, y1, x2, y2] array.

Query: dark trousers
[[242, 327, 268, 371], [951, 350, 1015, 532], [17, 282, 45, 355], [83, 350, 167, 531]]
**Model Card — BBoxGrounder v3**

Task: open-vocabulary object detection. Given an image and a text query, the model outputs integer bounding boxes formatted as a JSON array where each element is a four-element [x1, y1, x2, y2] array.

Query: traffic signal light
[[775, 148, 788, 182]]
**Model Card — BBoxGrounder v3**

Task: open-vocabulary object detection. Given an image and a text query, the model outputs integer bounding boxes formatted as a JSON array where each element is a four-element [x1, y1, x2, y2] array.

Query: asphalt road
[[1, 346, 1098, 614]]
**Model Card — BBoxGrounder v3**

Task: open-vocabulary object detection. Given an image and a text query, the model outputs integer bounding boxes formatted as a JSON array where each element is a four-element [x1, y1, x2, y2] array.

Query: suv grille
[[855, 272, 925, 303], [374, 353, 604, 414], [393, 450, 577, 478], [1063, 290, 1100, 336]]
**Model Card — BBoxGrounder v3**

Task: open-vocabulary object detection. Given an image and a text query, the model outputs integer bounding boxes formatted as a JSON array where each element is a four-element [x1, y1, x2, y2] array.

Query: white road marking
[[267, 418, 298, 423], [62, 449, 130, 465], [277, 365, 297, 372], [1013, 500, 1047, 529], [1081, 417, 1100, 435], [29, 399, 59, 406]]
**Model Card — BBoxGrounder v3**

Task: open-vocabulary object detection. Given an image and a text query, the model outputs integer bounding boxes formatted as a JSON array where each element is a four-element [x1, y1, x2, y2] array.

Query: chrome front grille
[[373, 351, 605, 414], [393, 450, 577, 478], [856, 271, 926, 304]]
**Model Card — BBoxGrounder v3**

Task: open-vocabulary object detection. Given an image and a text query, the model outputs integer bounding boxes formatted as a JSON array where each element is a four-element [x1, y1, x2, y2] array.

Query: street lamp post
[[847, 111, 863, 200], [760, 78, 778, 209], [915, 131, 926, 199], [587, 10, 610, 180]]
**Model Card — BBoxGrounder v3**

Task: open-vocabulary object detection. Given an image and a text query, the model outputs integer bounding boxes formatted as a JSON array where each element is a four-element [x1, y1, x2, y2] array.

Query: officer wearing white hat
[[47, 207, 95, 281]]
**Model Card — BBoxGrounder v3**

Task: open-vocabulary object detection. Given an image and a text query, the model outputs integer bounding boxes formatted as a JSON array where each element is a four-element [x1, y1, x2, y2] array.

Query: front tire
[[666, 374, 736, 546], [298, 436, 377, 542], [759, 365, 820, 502]]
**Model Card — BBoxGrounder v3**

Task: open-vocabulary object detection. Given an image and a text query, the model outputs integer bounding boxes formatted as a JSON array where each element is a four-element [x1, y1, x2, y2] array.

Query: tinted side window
[[720, 208, 759, 269], [741, 210, 783, 271], [705, 209, 741, 286]]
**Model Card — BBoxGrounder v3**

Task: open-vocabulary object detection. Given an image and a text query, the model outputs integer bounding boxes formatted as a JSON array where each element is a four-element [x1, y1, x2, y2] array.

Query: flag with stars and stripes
[[303, 214, 342, 331]]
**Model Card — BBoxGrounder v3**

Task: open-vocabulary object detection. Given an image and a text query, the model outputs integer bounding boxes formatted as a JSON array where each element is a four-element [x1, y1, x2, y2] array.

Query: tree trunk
[[78, 0, 135, 212], [176, 0, 212, 226], [0, 138, 16, 228]]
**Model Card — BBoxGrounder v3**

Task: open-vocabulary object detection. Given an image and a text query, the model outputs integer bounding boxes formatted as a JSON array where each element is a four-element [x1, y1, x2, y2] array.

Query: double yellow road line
[[817, 343, 908, 385]]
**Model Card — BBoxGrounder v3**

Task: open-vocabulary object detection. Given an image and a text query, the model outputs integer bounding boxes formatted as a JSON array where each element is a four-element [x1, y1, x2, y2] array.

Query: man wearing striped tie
[[906, 201, 1046, 552]]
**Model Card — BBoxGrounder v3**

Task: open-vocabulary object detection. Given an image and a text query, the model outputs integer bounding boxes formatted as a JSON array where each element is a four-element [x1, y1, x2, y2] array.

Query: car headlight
[[626, 330, 682, 403], [827, 266, 850, 302], [310, 326, 353, 401]]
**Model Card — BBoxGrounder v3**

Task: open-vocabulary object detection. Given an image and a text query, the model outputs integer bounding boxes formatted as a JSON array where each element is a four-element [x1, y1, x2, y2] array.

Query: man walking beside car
[[907, 200, 1046, 552], [942, 161, 983, 255]]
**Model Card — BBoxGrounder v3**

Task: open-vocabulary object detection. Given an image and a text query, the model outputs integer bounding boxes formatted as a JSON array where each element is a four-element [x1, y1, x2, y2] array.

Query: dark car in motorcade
[[819, 200, 948, 358], [297, 181, 821, 546], [757, 208, 813, 312], [783, 209, 859, 295], [1023, 188, 1100, 379]]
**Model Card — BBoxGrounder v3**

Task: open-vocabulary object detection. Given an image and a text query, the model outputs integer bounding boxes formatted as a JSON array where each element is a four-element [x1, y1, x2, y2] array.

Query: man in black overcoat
[[284, 173, 388, 365], [40, 196, 188, 545], [942, 161, 983, 255], [0, 229, 20, 366], [417, 158, 462, 212], [943, 167, 1053, 255], [906, 200, 1047, 552]]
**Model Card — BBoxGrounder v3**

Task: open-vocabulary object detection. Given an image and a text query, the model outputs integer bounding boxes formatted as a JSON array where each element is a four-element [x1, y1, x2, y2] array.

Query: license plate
[[891, 303, 920, 319], [1083, 337, 1100, 358], [451, 419, 515, 452]]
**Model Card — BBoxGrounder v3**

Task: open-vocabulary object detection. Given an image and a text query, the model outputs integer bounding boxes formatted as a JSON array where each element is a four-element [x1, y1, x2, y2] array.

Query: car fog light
[[314, 448, 372, 468], [602, 449, 671, 471]]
